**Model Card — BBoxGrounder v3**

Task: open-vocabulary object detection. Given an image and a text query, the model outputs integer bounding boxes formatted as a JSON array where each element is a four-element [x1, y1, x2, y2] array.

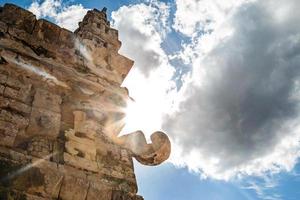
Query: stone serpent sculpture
[[116, 130, 171, 166]]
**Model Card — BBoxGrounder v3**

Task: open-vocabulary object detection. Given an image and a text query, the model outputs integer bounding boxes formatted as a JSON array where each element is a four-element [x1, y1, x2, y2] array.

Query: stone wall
[[0, 3, 171, 200]]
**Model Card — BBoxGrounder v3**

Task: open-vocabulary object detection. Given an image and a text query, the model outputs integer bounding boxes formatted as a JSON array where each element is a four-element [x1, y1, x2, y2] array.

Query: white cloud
[[112, 1, 171, 76], [28, 0, 88, 31], [173, 0, 252, 37], [28, 0, 60, 18], [245, 182, 280, 200], [163, 0, 300, 180], [55, 4, 88, 30]]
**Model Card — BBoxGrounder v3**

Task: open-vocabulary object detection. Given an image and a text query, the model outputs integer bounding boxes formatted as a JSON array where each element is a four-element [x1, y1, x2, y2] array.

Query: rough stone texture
[[0, 3, 171, 200]]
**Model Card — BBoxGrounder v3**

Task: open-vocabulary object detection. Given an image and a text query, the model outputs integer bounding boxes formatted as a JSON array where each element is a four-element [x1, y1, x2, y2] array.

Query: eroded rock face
[[0, 3, 170, 200]]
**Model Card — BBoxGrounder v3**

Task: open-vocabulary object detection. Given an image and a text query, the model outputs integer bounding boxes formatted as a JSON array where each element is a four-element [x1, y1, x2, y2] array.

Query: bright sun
[[121, 96, 164, 137], [119, 66, 176, 137]]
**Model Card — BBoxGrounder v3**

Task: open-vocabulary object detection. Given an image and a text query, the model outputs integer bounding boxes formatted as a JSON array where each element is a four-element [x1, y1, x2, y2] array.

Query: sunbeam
[[0, 152, 57, 183]]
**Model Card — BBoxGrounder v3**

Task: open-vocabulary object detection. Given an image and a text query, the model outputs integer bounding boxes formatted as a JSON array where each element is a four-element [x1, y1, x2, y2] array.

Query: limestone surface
[[0, 3, 171, 200]]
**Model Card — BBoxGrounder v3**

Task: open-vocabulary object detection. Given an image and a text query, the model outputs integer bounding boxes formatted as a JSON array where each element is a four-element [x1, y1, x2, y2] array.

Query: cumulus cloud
[[112, 1, 171, 76], [163, 0, 300, 179], [28, 0, 88, 31], [173, 0, 252, 37]]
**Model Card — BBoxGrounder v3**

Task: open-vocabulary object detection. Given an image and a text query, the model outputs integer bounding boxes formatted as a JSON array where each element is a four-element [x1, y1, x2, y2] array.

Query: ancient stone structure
[[0, 4, 171, 200]]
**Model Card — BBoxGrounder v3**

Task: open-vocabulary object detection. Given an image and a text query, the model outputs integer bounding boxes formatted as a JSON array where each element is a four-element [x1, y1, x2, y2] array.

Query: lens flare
[[0, 152, 57, 183], [120, 97, 163, 137]]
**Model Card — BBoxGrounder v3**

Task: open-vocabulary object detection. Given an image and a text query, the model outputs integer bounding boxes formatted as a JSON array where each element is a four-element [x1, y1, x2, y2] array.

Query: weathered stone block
[[0, 186, 28, 200], [33, 19, 61, 44], [72, 110, 103, 136], [120, 149, 133, 166], [58, 164, 87, 179], [27, 107, 61, 138], [86, 180, 112, 200], [59, 28, 75, 48], [0, 109, 29, 129], [0, 21, 7, 33], [88, 172, 137, 194], [0, 85, 4, 94], [8, 99, 31, 115], [95, 136, 109, 156], [0, 120, 18, 146], [64, 153, 98, 172], [112, 190, 141, 200], [32, 89, 62, 113], [29, 158, 63, 199], [26, 194, 49, 200], [27, 136, 53, 159], [110, 53, 134, 81], [0, 96, 31, 115], [4, 77, 32, 103], [0, 3, 36, 33], [8, 26, 33, 42], [58, 165, 89, 200], [6, 75, 22, 88], [0, 73, 7, 84], [3, 87, 18, 99], [0, 147, 31, 163]]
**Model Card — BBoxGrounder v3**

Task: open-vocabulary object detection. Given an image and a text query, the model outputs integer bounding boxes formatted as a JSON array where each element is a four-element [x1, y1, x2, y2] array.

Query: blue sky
[[2, 0, 300, 199], [135, 162, 300, 200]]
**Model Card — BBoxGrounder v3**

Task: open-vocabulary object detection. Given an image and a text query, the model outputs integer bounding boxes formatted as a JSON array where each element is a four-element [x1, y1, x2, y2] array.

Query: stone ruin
[[0, 4, 171, 200]]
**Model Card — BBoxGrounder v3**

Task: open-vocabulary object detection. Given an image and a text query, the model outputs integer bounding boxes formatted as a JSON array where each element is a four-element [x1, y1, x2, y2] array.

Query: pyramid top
[[75, 7, 122, 50], [0, 3, 133, 84]]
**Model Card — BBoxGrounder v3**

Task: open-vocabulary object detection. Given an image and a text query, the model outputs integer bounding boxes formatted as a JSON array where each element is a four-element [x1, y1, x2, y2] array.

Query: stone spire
[[75, 8, 120, 50], [74, 8, 133, 85]]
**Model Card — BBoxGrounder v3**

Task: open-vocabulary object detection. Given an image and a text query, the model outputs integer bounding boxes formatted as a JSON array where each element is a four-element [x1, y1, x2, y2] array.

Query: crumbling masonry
[[0, 4, 171, 200]]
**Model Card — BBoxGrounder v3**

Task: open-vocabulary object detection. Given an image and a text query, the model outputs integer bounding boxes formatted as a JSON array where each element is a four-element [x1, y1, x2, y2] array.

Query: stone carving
[[27, 136, 53, 159], [117, 131, 171, 166], [0, 3, 170, 200], [64, 111, 98, 170], [26, 89, 62, 138]]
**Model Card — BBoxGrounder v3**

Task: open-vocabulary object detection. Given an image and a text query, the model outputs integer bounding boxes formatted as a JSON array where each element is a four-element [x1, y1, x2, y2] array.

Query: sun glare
[[121, 97, 164, 137], [119, 65, 176, 138]]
